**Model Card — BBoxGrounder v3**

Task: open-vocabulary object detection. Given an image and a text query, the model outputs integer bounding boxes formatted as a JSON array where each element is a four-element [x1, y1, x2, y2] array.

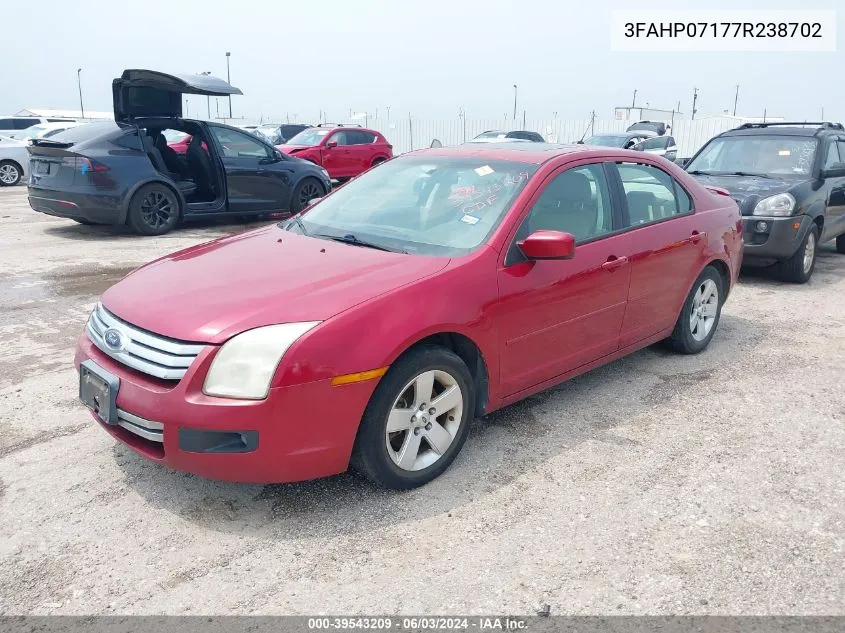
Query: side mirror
[[274, 149, 283, 160], [517, 230, 575, 260], [822, 166, 845, 179], [326, 140, 338, 149]]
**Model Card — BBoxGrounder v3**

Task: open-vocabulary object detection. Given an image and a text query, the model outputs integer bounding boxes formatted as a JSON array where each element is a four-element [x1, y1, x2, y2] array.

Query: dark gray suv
[[687, 122, 845, 283]]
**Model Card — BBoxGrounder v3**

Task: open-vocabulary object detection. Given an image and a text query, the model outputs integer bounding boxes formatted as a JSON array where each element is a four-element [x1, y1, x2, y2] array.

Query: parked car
[[18, 121, 85, 141], [74, 143, 742, 488], [632, 135, 678, 162], [27, 69, 331, 235], [582, 131, 656, 149], [254, 124, 311, 145], [627, 120, 668, 136], [277, 124, 393, 180], [468, 130, 545, 143], [0, 134, 29, 186], [0, 116, 77, 139], [686, 121, 845, 283]]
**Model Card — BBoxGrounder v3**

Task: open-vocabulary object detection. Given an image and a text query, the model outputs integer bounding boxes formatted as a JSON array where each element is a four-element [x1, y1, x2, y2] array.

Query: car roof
[[406, 142, 634, 164], [720, 122, 844, 138]]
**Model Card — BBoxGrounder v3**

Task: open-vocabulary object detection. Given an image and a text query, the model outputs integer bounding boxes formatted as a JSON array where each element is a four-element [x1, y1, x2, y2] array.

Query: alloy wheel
[[299, 181, 322, 207], [385, 369, 464, 472], [803, 231, 816, 275], [689, 278, 719, 342], [139, 191, 175, 230], [0, 164, 19, 185]]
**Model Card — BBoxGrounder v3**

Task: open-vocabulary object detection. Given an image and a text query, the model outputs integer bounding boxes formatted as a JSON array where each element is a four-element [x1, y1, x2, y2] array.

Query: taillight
[[61, 156, 109, 173]]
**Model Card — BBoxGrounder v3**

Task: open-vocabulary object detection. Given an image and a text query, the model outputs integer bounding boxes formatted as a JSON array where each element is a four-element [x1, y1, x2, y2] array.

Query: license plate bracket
[[79, 360, 119, 425]]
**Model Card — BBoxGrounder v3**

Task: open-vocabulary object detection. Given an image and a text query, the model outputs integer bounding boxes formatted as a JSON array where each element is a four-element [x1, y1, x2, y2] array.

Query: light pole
[[733, 84, 739, 116], [185, 99, 189, 119], [631, 89, 637, 108], [225, 52, 232, 119], [77, 68, 85, 119], [512, 84, 518, 120], [200, 71, 211, 119]]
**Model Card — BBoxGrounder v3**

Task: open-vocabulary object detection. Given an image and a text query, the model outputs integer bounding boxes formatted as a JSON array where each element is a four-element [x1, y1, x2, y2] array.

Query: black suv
[[686, 122, 845, 283]]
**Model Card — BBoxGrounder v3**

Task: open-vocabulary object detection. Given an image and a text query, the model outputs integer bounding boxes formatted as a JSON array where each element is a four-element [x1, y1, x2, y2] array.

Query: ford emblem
[[103, 328, 126, 352]]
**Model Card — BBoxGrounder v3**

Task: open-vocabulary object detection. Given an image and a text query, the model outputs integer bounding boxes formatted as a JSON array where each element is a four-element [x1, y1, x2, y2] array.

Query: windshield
[[289, 155, 538, 256], [687, 135, 818, 177], [583, 135, 628, 147], [286, 128, 331, 146]]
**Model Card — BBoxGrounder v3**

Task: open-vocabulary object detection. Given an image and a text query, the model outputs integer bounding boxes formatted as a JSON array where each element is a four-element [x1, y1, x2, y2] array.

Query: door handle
[[688, 231, 705, 244], [601, 256, 629, 271]]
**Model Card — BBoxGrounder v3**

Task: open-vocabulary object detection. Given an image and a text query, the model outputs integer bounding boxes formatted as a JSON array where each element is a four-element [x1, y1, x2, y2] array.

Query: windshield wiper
[[316, 233, 404, 253], [279, 213, 308, 235], [689, 169, 772, 178]]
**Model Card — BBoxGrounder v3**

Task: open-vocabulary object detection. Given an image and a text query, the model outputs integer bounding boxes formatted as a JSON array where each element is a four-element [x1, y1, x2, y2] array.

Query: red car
[[75, 144, 742, 489], [277, 125, 392, 180]]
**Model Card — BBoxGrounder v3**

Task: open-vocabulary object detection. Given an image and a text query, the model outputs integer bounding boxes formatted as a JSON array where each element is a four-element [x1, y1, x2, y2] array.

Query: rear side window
[[348, 131, 377, 144], [618, 163, 691, 226], [47, 118, 73, 123], [13, 118, 38, 130], [640, 137, 667, 150], [50, 121, 118, 144], [0, 119, 14, 130], [837, 141, 845, 167]]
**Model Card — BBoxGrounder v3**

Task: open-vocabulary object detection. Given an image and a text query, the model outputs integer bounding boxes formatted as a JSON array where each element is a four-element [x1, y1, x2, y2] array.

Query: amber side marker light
[[331, 367, 389, 386], [793, 222, 801, 230]]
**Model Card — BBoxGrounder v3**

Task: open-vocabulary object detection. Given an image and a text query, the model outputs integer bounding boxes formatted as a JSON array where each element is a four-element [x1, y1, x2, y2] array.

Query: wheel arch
[[706, 257, 731, 298], [390, 331, 490, 417], [289, 174, 327, 211]]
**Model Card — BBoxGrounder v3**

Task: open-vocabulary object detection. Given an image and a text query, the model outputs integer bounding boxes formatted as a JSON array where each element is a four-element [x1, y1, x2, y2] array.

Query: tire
[[290, 177, 324, 212], [836, 233, 845, 255], [778, 224, 818, 283], [667, 266, 724, 355], [371, 157, 387, 168], [350, 345, 475, 489], [0, 160, 22, 187], [127, 184, 181, 236]]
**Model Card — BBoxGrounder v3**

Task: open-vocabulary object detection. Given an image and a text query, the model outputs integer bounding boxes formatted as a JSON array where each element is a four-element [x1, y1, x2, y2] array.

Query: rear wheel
[[127, 184, 181, 236], [351, 346, 474, 489], [290, 177, 324, 212], [0, 160, 22, 186], [667, 266, 724, 354], [778, 224, 818, 283], [836, 233, 845, 254]]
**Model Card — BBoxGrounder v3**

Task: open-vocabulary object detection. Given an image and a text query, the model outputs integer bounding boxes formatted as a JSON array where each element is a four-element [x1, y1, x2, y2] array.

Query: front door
[[496, 162, 632, 397], [209, 125, 292, 213], [611, 161, 706, 347], [320, 130, 356, 179]]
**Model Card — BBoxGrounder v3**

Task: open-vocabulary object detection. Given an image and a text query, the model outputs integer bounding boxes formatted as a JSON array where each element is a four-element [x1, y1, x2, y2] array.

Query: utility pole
[[185, 99, 189, 118], [821, 106, 825, 120], [691, 87, 699, 120], [763, 108, 767, 123], [200, 71, 212, 119], [386, 106, 391, 121], [513, 84, 518, 120], [591, 110, 595, 136], [225, 52, 232, 118], [733, 84, 739, 116], [76, 68, 85, 119], [523, 109, 526, 129], [632, 89, 637, 108]]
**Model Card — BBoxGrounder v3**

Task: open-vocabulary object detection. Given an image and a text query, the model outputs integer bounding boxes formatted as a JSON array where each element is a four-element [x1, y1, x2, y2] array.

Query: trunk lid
[[112, 69, 242, 122]]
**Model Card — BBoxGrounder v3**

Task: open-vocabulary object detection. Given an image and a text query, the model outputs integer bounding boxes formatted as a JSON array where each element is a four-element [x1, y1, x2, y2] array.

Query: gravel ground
[[0, 185, 843, 616]]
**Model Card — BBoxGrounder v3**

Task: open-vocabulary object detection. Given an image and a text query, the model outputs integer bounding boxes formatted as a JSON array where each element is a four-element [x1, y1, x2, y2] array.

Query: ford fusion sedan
[[27, 70, 330, 235], [75, 143, 742, 489]]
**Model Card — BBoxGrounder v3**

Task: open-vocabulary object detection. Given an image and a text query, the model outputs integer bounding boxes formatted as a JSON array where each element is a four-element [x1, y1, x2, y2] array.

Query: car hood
[[689, 174, 797, 214], [101, 227, 449, 344], [277, 145, 315, 154]]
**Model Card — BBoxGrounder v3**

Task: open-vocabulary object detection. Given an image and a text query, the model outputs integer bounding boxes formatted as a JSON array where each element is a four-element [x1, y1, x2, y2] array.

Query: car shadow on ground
[[114, 311, 769, 540], [42, 215, 283, 241]]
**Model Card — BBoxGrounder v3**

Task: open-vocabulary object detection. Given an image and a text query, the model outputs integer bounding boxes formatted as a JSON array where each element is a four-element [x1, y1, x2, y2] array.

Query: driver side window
[[329, 131, 350, 146], [210, 126, 271, 159], [517, 164, 613, 244], [824, 140, 843, 169]]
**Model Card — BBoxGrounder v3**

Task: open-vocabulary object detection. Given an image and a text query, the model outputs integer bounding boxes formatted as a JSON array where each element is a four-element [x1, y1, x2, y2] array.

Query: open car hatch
[[112, 69, 242, 122]]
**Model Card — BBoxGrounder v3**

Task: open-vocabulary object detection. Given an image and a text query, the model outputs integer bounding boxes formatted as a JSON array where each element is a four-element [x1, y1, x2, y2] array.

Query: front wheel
[[290, 177, 324, 212], [0, 160, 22, 186], [667, 266, 724, 354], [351, 346, 475, 489], [778, 224, 818, 283], [127, 184, 181, 236]]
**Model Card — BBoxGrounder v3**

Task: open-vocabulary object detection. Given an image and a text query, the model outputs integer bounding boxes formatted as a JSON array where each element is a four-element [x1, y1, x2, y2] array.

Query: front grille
[[86, 303, 205, 380]]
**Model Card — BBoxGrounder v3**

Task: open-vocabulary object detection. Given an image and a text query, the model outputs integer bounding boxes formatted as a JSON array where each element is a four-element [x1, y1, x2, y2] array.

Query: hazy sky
[[3, 0, 842, 123]]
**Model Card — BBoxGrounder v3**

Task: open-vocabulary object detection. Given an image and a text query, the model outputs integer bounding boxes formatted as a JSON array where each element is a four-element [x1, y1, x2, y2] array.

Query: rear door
[[347, 130, 378, 173], [496, 161, 632, 396], [821, 137, 845, 241], [610, 161, 704, 348], [208, 125, 292, 213]]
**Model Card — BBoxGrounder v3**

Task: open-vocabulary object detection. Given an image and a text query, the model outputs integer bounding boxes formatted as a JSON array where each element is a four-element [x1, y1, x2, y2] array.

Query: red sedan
[[277, 125, 393, 180], [74, 144, 743, 489]]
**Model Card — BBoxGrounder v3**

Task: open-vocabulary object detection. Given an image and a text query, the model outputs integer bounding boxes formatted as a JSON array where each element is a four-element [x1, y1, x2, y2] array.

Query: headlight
[[753, 192, 795, 216], [203, 322, 320, 399]]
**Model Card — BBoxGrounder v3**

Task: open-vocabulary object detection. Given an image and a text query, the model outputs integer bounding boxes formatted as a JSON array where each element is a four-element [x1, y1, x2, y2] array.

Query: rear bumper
[[740, 214, 813, 265], [28, 188, 122, 224]]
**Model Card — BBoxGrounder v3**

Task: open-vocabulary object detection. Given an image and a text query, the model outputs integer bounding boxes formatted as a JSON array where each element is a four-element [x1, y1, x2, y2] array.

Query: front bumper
[[28, 188, 122, 224], [74, 334, 376, 483], [740, 214, 813, 264]]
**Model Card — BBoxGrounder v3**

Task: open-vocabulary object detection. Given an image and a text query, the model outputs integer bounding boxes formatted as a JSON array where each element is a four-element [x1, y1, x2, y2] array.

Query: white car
[[0, 116, 77, 140], [0, 135, 29, 186], [17, 121, 84, 141]]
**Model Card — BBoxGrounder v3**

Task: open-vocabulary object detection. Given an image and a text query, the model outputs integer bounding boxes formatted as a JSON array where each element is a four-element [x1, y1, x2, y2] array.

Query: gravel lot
[[0, 184, 843, 616]]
